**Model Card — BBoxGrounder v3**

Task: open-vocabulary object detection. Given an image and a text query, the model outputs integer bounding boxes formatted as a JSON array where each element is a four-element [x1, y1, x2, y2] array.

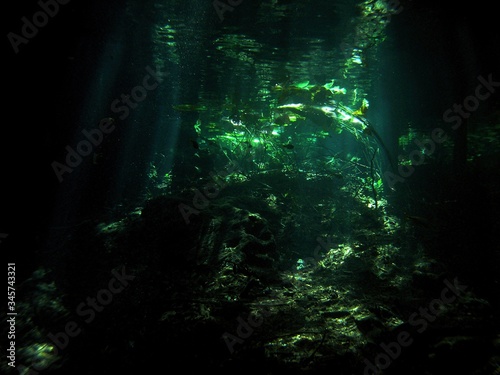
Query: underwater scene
[[2, 0, 500, 374]]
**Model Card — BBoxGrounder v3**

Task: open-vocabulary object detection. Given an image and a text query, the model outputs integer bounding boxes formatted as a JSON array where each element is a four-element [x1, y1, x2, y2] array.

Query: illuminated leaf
[[293, 81, 310, 89]]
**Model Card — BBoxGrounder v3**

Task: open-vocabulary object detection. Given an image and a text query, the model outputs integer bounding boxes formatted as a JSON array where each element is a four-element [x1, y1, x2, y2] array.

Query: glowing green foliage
[[293, 81, 310, 89]]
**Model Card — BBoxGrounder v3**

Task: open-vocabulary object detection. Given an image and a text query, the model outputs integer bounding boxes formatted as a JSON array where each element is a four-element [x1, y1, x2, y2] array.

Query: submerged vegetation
[[168, 79, 388, 211], [7, 0, 499, 374]]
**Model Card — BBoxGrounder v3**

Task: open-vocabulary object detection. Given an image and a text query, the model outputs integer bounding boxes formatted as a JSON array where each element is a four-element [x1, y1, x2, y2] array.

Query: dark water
[[3, 1, 500, 374]]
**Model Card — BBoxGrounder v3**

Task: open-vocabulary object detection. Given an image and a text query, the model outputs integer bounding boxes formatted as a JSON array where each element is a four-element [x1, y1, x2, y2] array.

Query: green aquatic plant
[[292, 80, 311, 89], [173, 76, 391, 206]]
